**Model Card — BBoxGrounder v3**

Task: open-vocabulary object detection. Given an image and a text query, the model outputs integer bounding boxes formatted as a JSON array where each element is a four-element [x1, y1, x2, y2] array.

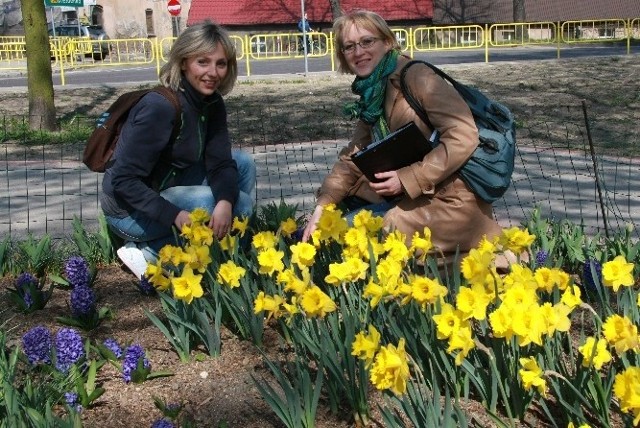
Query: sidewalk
[[2, 140, 640, 241]]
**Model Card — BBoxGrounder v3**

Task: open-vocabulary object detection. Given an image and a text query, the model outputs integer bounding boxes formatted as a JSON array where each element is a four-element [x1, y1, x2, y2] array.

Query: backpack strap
[[399, 60, 433, 130], [400, 59, 475, 130], [152, 86, 182, 145]]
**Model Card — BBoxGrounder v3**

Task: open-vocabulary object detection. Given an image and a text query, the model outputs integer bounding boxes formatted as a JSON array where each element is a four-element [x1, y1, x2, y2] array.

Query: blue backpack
[[400, 60, 516, 203]]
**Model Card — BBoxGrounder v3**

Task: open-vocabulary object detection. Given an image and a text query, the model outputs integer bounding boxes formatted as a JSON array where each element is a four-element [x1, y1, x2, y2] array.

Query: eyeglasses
[[340, 37, 380, 54]]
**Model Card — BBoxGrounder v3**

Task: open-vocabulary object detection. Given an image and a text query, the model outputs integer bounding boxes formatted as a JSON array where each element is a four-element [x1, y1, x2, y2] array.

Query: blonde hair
[[333, 10, 400, 74], [159, 20, 238, 95]]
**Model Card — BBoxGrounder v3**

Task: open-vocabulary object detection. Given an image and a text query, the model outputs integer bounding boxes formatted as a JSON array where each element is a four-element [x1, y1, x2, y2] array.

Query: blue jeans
[[105, 149, 256, 261]]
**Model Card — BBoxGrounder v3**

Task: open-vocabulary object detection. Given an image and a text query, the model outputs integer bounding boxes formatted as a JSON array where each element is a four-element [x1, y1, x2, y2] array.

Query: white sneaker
[[116, 242, 148, 280]]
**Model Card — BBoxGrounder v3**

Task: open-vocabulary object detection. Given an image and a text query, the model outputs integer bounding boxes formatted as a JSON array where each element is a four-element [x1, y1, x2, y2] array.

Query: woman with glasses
[[302, 9, 504, 261]]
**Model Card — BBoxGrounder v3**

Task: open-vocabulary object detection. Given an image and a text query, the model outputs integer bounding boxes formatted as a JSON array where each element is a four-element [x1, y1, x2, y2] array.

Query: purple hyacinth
[[65, 256, 90, 288], [70, 285, 96, 317], [22, 326, 52, 365], [583, 259, 602, 292], [151, 419, 175, 428], [535, 250, 549, 267], [138, 275, 156, 296], [64, 392, 83, 413], [122, 344, 150, 383], [103, 338, 123, 359], [54, 328, 85, 373], [16, 272, 37, 290]]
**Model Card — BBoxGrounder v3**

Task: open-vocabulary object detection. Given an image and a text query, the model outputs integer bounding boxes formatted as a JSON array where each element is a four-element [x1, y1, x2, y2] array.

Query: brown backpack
[[83, 86, 182, 172]]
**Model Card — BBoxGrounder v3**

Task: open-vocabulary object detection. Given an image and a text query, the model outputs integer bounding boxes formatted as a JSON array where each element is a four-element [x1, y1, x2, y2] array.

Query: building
[[187, 0, 435, 31]]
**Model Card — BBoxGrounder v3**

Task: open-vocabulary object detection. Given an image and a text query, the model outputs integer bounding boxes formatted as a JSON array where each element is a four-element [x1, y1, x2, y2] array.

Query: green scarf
[[343, 49, 399, 142]]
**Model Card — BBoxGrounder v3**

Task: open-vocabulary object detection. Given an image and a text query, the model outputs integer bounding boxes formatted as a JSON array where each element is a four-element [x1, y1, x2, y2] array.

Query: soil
[[1, 54, 639, 427]]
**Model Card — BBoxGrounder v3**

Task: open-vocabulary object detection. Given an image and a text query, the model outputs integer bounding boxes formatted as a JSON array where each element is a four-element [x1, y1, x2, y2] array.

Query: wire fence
[[1, 100, 639, 243]]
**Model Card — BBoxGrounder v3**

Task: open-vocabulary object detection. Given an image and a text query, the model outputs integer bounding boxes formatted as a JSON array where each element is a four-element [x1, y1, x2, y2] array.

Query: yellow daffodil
[[578, 337, 612, 370], [410, 227, 433, 261], [455, 285, 491, 321], [171, 266, 204, 304], [602, 314, 640, 354], [257, 247, 285, 276], [370, 338, 410, 395], [218, 234, 236, 252], [461, 248, 495, 285], [290, 242, 316, 268], [300, 285, 337, 318], [383, 230, 410, 262], [447, 325, 475, 365], [432, 303, 468, 340], [183, 244, 212, 273], [489, 304, 515, 341], [602, 255, 635, 292], [561, 284, 582, 309], [500, 227, 536, 254], [159, 245, 187, 267], [352, 325, 381, 368], [252, 231, 278, 251], [217, 260, 246, 288], [253, 291, 284, 321], [182, 223, 214, 247], [363, 279, 387, 308], [315, 204, 348, 243], [145, 260, 171, 291], [534, 267, 571, 294], [232, 216, 250, 237], [519, 357, 547, 398], [353, 209, 384, 234], [279, 218, 298, 237], [324, 257, 368, 285], [188, 208, 210, 224], [410, 275, 448, 311], [613, 366, 640, 426]]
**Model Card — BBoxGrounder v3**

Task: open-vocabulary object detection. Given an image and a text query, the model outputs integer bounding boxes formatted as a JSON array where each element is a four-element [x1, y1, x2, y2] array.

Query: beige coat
[[317, 56, 503, 254]]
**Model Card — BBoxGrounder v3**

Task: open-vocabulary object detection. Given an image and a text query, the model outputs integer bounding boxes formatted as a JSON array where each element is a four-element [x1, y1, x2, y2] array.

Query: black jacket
[[100, 78, 239, 227]]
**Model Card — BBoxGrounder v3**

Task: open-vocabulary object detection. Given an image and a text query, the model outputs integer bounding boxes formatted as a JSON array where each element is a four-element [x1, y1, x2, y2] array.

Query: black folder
[[351, 122, 437, 183]]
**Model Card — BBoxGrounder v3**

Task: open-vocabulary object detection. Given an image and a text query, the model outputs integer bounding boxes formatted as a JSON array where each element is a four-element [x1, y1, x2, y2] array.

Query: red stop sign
[[167, 0, 181, 16]]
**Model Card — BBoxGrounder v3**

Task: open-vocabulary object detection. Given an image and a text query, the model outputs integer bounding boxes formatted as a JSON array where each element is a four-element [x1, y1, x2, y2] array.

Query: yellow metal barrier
[[246, 32, 330, 60], [489, 22, 557, 46], [412, 24, 486, 52], [1, 18, 637, 83]]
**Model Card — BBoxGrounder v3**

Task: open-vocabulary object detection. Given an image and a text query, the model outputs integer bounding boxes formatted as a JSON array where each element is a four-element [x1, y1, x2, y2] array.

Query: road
[[0, 44, 634, 88]]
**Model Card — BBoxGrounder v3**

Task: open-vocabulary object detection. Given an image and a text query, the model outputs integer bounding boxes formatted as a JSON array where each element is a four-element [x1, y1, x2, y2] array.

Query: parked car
[[49, 24, 110, 60]]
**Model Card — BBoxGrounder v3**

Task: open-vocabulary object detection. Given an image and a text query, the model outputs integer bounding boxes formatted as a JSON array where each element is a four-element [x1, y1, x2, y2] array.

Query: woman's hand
[[209, 200, 233, 239], [369, 171, 403, 197], [302, 205, 324, 242], [173, 210, 192, 231]]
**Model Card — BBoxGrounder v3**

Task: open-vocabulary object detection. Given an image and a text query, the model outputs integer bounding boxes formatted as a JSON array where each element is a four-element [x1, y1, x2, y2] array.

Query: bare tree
[[329, 0, 342, 21], [513, 0, 526, 22], [19, 0, 57, 131]]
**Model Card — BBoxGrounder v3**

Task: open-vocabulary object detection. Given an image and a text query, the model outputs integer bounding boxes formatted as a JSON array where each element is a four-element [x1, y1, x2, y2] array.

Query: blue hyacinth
[[151, 419, 175, 428], [122, 343, 150, 383], [65, 256, 91, 288], [70, 285, 96, 317], [535, 250, 549, 267], [103, 338, 123, 359], [582, 259, 602, 292], [138, 275, 156, 296], [22, 326, 52, 365], [55, 328, 85, 373], [16, 272, 37, 290], [64, 392, 83, 413]]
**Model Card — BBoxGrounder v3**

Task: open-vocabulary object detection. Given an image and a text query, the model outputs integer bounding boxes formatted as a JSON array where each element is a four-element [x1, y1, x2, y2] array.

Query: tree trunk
[[20, 0, 57, 131], [513, 0, 526, 41], [513, 0, 526, 22], [329, 0, 342, 21]]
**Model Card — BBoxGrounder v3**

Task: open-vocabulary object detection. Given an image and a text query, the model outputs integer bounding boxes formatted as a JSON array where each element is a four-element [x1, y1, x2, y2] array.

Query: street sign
[[44, 0, 84, 6], [167, 0, 181, 16]]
